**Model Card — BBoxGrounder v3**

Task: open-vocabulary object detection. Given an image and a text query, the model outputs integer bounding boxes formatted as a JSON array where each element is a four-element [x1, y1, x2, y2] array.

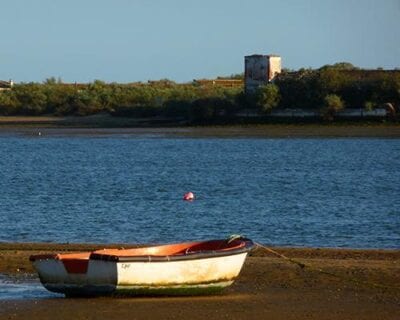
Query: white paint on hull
[[117, 252, 247, 286], [33, 252, 248, 295]]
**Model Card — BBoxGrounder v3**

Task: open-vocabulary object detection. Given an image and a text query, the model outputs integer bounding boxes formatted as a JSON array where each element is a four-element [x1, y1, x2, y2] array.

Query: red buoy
[[183, 192, 195, 201]]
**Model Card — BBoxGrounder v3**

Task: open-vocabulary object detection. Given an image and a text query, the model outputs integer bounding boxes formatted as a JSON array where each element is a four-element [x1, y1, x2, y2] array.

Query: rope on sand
[[254, 242, 400, 290]]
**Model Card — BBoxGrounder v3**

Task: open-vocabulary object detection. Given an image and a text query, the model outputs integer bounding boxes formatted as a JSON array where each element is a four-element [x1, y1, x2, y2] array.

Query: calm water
[[0, 274, 61, 299], [0, 134, 399, 249]]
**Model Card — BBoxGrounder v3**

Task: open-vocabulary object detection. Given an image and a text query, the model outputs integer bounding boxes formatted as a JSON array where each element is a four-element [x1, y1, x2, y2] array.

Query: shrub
[[320, 94, 344, 120], [255, 84, 280, 113]]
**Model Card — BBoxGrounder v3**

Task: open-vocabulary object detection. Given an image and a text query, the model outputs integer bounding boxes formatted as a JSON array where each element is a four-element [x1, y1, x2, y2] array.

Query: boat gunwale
[[90, 239, 254, 262], [29, 239, 255, 263]]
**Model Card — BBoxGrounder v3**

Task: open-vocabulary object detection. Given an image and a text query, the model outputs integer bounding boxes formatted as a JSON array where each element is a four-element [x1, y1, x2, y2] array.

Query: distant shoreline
[[0, 116, 400, 138]]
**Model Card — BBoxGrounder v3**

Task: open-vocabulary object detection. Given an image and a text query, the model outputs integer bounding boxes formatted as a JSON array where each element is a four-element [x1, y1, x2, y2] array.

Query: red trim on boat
[[90, 239, 254, 262], [30, 252, 91, 274], [62, 258, 89, 274], [29, 239, 255, 266], [57, 253, 91, 273]]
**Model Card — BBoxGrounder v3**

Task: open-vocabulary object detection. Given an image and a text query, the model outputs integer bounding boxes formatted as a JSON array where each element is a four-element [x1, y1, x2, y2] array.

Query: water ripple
[[0, 136, 399, 248]]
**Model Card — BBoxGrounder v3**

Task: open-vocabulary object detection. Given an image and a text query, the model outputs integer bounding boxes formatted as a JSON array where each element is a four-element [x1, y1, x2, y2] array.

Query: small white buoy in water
[[183, 192, 195, 201]]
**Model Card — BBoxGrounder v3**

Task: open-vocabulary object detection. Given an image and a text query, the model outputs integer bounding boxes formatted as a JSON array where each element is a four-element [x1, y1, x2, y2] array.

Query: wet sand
[[0, 116, 400, 138], [1, 125, 400, 139], [0, 243, 399, 320]]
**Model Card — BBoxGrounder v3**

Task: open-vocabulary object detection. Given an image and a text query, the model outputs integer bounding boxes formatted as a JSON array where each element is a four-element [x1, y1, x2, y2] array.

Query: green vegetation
[[321, 94, 345, 120], [255, 84, 281, 113], [0, 80, 241, 123], [276, 63, 400, 112], [0, 63, 399, 124]]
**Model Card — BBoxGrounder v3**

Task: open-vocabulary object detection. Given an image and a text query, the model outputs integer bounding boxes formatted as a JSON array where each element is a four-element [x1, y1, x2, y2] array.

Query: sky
[[0, 0, 399, 83]]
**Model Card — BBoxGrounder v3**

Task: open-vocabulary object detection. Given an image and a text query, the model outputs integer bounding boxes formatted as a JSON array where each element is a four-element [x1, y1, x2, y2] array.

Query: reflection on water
[[0, 274, 254, 301], [0, 274, 62, 300]]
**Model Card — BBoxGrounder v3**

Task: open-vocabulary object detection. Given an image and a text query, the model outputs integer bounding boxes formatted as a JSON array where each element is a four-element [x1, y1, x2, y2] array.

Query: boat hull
[[32, 251, 249, 296]]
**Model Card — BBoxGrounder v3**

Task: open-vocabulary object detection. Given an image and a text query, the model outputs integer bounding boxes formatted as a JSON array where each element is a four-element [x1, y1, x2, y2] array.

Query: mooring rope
[[254, 242, 400, 290]]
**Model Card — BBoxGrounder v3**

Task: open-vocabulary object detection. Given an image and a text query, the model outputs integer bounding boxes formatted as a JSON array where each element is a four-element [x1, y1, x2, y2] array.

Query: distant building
[[244, 54, 281, 93], [0, 79, 14, 91]]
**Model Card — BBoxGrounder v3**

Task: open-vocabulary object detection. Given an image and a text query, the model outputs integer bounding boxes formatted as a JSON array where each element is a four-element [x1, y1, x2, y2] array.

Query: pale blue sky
[[1, 0, 399, 83]]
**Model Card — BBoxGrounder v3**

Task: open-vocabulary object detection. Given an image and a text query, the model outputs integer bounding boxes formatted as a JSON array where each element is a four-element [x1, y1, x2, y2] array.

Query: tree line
[[275, 63, 400, 119], [0, 78, 242, 122], [0, 63, 399, 123]]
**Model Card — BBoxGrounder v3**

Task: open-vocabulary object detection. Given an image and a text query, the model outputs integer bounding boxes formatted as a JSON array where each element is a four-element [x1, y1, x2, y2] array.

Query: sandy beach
[[0, 243, 399, 320]]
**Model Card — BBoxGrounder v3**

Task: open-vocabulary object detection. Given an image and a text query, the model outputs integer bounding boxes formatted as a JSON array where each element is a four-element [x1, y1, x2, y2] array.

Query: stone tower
[[244, 54, 281, 93]]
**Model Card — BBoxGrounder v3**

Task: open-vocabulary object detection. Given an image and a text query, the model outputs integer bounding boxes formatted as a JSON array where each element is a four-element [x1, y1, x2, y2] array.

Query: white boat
[[30, 237, 254, 296]]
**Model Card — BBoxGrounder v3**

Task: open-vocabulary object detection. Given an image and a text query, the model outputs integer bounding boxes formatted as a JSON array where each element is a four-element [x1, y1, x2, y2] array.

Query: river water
[[0, 133, 399, 249]]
